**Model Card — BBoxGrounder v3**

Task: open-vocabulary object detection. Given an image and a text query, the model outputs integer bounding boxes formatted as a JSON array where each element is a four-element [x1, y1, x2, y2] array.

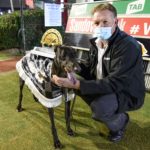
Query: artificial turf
[[0, 71, 150, 150]]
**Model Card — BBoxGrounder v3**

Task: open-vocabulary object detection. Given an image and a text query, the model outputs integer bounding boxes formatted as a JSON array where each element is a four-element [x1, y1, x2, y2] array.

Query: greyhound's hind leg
[[17, 77, 25, 112], [48, 108, 62, 149]]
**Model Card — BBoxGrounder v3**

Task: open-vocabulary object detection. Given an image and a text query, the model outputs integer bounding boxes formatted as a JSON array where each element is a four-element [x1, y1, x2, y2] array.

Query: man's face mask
[[93, 26, 112, 40]]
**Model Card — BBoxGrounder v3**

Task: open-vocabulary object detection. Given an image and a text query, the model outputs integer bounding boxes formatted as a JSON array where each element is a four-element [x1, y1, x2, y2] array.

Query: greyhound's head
[[52, 45, 80, 77]]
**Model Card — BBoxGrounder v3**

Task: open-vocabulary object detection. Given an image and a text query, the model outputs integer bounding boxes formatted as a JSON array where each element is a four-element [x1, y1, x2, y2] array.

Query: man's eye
[[94, 21, 99, 26], [103, 21, 108, 25]]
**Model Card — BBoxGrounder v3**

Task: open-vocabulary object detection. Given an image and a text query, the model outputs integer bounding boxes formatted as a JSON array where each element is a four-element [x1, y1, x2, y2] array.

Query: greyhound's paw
[[54, 140, 63, 149], [67, 129, 75, 136], [16, 106, 25, 112]]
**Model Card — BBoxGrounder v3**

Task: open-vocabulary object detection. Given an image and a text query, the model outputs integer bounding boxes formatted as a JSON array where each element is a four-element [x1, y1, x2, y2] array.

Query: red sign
[[66, 17, 150, 39], [118, 17, 150, 38], [66, 18, 93, 34]]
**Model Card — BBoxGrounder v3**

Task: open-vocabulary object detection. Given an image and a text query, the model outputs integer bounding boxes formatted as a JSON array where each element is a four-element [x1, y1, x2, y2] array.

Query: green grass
[[0, 71, 150, 150], [0, 50, 13, 61], [0, 49, 22, 61]]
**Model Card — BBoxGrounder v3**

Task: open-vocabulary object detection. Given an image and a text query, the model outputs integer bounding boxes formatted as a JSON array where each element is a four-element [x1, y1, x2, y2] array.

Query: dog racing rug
[[16, 50, 74, 108]]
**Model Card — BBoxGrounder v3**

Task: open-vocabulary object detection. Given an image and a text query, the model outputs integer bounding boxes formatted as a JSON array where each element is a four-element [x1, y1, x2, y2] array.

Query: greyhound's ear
[[54, 46, 61, 63], [54, 45, 62, 53], [54, 46, 58, 52]]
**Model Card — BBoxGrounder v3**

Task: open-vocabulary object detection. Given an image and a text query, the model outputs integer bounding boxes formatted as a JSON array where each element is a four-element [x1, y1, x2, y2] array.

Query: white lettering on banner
[[130, 25, 140, 34], [144, 23, 150, 35], [69, 19, 93, 33], [118, 19, 126, 30], [126, 0, 145, 14], [109, 17, 150, 38], [73, 4, 87, 16]]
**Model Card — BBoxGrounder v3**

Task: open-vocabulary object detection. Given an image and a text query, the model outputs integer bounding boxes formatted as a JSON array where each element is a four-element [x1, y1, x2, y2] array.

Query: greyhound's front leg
[[17, 77, 25, 112], [64, 89, 74, 136], [48, 108, 62, 149]]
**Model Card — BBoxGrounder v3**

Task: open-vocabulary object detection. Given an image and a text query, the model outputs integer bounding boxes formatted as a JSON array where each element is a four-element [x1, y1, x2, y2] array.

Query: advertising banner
[[66, 0, 150, 38]]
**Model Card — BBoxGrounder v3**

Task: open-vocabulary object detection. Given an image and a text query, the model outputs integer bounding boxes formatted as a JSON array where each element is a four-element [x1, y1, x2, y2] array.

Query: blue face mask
[[93, 27, 112, 40]]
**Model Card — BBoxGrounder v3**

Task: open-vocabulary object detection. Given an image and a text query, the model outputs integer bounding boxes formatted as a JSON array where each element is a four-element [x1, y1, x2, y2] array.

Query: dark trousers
[[78, 93, 127, 132]]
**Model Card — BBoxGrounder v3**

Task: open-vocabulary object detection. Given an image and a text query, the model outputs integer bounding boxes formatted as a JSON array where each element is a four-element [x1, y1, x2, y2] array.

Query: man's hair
[[92, 3, 117, 17]]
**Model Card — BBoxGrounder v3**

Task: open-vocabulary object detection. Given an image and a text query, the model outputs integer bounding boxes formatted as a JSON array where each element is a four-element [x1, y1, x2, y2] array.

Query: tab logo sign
[[126, 0, 145, 14]]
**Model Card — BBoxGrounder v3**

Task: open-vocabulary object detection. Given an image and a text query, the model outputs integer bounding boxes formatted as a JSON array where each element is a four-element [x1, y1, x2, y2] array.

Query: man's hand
[[51, 75, 80, 90]]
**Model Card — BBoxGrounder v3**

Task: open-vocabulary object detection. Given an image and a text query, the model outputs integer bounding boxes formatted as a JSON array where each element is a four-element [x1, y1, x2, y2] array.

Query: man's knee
[[90, 94, 118, 122]]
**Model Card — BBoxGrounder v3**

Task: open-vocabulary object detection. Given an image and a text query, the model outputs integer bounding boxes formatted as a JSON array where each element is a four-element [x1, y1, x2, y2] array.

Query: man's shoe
[[108, 113, 129, 142]]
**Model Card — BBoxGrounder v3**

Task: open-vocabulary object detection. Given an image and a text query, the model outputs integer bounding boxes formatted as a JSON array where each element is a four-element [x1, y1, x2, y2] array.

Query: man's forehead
[[93, 10, 114, 18], [93, 12, 115, 23]]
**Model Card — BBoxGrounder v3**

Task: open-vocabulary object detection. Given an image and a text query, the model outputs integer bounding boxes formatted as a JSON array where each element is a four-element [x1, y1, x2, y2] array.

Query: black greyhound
[[16, 45, 79, 148]]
